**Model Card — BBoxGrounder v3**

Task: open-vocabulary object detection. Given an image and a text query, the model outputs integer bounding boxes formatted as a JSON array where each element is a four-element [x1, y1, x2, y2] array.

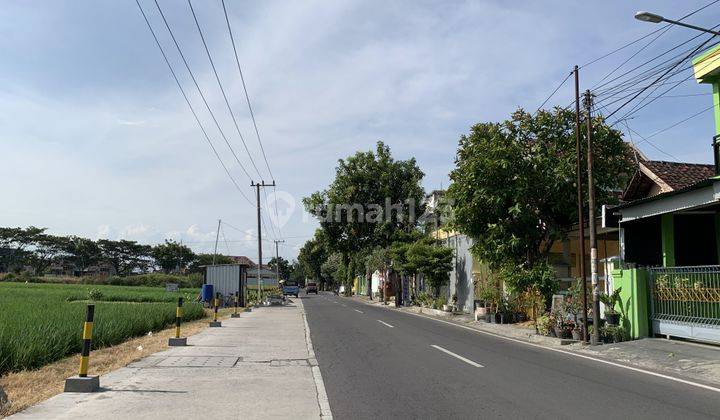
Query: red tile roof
[[642, 160, 715, 190]]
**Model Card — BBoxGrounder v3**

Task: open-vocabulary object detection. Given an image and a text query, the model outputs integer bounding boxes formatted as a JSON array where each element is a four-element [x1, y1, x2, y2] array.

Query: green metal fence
[[648, 266, 720, 326]]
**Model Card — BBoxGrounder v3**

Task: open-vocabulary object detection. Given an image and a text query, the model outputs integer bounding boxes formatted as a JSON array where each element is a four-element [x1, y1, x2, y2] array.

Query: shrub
[[536, 314, 552, 336], [601, 324, 628, 343], [88, 289, 104, 301]]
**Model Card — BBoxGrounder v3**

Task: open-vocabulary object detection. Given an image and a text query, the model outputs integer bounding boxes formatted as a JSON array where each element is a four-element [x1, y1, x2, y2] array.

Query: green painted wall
[[611, 267, 649, 339], [661, 214, 675, 267]]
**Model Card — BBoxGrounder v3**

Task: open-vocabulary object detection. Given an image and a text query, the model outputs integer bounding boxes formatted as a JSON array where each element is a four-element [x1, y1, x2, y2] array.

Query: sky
[[1, 0, 718, 261]]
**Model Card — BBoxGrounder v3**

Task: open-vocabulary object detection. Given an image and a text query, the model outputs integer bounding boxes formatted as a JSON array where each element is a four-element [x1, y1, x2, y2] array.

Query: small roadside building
[[204, 263, 249, 305]]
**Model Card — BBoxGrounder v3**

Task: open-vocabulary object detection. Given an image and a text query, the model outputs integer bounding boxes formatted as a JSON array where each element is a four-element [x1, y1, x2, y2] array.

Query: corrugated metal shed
[[205, 264, 246, 302]]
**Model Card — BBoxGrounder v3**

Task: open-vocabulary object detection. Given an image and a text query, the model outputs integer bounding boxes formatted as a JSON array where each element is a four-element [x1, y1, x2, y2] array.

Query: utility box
[[204, 264, 248, 307]]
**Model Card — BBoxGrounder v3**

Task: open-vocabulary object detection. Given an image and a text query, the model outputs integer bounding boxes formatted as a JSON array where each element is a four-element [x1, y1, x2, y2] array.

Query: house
[[607, 158, 719, 344]]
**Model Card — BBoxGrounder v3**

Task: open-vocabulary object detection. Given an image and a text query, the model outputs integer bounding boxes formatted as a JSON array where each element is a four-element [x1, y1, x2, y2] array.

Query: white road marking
[[431, 345, 484, 368], [377, 320, 395, 328], [364, 302, 720, 394], [354, 309, 364, 314]]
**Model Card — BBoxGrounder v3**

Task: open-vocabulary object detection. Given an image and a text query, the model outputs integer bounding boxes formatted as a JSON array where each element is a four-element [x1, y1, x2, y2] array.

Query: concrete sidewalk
[[10, 298, 331, 420]]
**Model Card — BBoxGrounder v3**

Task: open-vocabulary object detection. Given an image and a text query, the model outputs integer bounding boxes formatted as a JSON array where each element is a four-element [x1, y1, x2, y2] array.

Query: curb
[[297, 298, 333, 420]]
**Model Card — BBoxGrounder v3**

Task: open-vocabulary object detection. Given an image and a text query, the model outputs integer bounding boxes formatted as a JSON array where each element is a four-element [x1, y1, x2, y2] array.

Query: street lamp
[[634, 10, 720, 36]]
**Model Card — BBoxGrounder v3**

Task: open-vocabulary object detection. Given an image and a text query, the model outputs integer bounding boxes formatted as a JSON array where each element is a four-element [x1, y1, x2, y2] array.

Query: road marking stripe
[[431, 345, 483, 367], [354, 309, 364, 314], [367, 302, 720, 394], [377, 320, 395, 328]]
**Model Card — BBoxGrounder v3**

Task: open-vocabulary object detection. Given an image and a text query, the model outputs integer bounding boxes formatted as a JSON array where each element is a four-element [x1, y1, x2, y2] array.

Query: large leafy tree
[[448, 108, 633, 274], [151, 240, 196, 274], [303, 141, 426, 295], [405, 239, 453, 297], [297, 230, 328, 282], [188, 253, 235, 273], [27, 234, 69, 275], [268, 256, 292, 280], [98, 239, 152, 275], [303, 141, 425, 257], [65, 236, 102, 273], [0, 226, 45, 272]]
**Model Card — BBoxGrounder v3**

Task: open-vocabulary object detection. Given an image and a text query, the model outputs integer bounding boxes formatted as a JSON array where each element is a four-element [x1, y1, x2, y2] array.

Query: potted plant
[[599, 288, 622, 326], [551, 310, 572, 339]]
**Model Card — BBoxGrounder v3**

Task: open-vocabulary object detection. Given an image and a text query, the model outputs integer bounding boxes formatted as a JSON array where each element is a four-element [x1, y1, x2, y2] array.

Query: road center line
[[431, 345, 484, 367], [377, 320, 395, 328], [354, 309, 364, 314]]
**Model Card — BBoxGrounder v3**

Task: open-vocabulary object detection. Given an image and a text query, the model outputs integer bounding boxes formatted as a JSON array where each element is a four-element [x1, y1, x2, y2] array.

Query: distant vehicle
[[282, 280, 300, 297], [306, 282, 318, 294]]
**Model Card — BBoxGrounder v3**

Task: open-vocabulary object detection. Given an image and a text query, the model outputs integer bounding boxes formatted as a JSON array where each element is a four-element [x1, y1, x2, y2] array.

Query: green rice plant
[[0, 282, 205, 374]]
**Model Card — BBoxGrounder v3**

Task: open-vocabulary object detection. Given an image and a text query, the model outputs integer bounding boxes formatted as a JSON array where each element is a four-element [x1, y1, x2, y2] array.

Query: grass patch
[[0, 282, 204, 375]]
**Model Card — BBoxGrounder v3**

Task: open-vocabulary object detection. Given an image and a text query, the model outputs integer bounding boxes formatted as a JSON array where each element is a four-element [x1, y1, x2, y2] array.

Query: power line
[[644, 104, 715, 140], [134, 0, 253, 206], [580, 0, 720, 69], [535, 71, 572, 112], [221, 0, 283, 239], [221, 0, 275, 182], [153, 0, 254, 181], [187, 0, 264, 180], [603, 34, 716, 121]]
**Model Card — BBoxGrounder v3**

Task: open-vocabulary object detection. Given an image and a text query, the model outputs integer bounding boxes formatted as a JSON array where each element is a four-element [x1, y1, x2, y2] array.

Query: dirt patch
[[0, 308, 239, 418]]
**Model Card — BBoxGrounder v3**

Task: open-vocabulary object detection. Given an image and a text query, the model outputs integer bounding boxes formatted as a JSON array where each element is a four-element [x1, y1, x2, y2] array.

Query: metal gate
[[648, 266, 720, 344]]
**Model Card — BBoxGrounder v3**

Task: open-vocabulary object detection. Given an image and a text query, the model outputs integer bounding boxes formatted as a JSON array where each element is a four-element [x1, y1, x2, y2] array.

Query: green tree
[[321, 253, 345, 289], [0, 226, 45, 272], [98, 239, 152, 275], [406, 239, 454, 297], [28, 234, 69, 275], [188, 253, 235, 273], [268, 256, 292, 280], [304, 141, 425, 254], [297, 230, 328, 282], [151, 240, 196, 274], [447, 108, 633, 296], [303, 142, 426, 295], [65, 236, 102, 273]]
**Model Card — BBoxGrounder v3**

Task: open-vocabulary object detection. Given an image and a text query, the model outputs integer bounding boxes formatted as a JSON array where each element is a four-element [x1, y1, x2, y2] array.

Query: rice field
[[0, 282, 205, 374]]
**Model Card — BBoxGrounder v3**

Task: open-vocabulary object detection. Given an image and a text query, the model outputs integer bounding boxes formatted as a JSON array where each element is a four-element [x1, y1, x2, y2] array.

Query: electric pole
[[574, 66, 588, 343], [251, 180, 275, 304], [213, 219, 221, 265], [274, 239, 285, 286], [583, 90, 601, 345]]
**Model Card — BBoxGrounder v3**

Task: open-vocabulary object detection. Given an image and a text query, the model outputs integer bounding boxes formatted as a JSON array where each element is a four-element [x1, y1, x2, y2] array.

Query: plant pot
[[571, 329, 583, 341], [492, 313, 502, 324], [442, 304, 451, 312], [605, 312, 620, 326], [554, 326, 571, 339], [514, 312, 527, 323], [484, 313, 492, 323]]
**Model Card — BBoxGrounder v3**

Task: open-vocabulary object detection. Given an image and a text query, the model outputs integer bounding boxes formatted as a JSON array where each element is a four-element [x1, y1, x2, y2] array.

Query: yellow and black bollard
[[64, 304, 99, 392], [209, 292, 222, 327], [231, 292, 241, 318], [168, 297, 187, 346]]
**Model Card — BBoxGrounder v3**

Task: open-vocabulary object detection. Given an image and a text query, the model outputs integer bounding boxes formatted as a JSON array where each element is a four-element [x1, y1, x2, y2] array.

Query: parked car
[[306, 282, 318, 294], [282, 281, 300, 297]]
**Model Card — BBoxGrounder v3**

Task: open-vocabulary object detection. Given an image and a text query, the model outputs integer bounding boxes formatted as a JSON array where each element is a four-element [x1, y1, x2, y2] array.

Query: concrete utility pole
[[574, 66, 589, 343], [212, 219, 221, 265], [251, 180, 275, 304], [274, 239, 285, 286], [583, 90, 601, 345]]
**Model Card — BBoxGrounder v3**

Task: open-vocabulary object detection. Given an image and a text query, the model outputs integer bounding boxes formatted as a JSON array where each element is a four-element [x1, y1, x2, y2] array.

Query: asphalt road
[[302, 292, 720, 420]]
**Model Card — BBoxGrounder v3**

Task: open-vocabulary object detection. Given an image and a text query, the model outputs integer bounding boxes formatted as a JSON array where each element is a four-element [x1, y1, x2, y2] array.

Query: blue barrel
[[201, 284, 214, 302]]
